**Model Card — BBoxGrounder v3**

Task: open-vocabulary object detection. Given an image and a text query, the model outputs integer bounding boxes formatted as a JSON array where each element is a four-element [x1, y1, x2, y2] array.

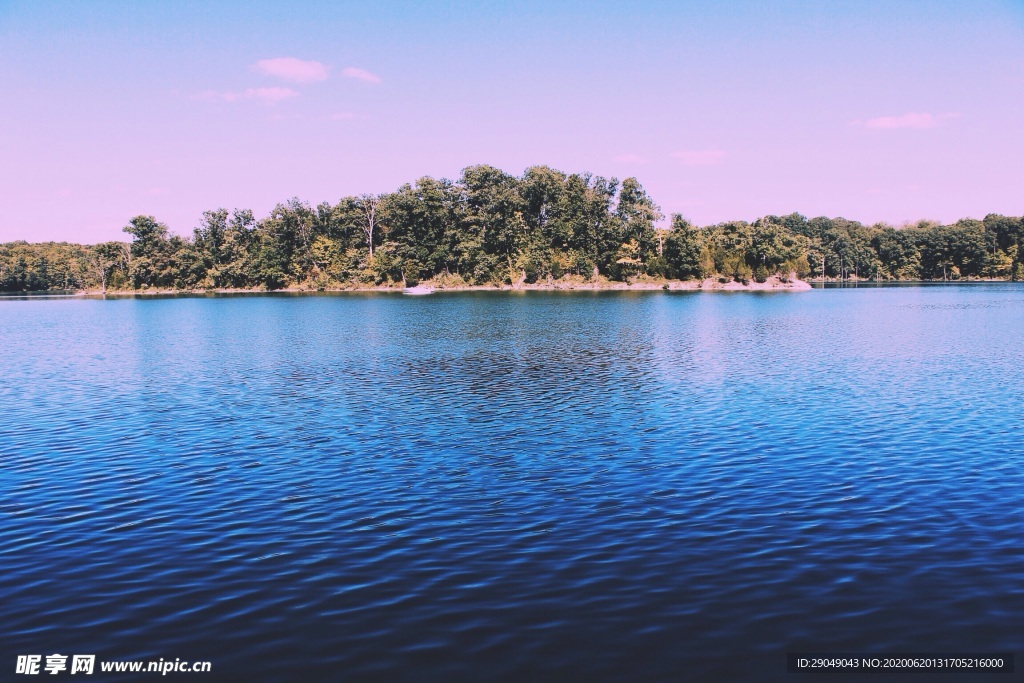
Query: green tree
[[123, 216, 178, 288], [663, 215, 706, 280], [615, 177, 663, 273]]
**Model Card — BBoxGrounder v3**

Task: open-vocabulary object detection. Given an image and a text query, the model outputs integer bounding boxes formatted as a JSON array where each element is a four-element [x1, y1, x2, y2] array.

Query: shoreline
[[10, 276, 1021, 298], [67, 276, 813, 297]]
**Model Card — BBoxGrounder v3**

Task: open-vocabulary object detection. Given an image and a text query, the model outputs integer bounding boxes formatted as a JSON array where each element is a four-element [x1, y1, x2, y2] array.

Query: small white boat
[[403, 285, 435, 295]]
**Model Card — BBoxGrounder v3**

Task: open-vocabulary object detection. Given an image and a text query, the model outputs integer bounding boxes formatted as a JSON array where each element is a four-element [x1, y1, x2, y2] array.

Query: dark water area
[[2, 286, 1022, 681]]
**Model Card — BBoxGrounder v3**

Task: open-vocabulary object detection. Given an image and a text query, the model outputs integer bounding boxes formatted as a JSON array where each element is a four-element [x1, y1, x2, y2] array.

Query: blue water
[[2, 286, 1022, 681]]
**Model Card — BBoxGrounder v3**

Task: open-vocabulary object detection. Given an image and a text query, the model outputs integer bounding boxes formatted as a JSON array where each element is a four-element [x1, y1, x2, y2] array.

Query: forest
[[2, 164, 1022, 292]]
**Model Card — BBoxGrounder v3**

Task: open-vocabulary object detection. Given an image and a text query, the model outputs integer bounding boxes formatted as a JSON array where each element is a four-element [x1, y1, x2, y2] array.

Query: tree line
[[2, 164, 1022, 292]]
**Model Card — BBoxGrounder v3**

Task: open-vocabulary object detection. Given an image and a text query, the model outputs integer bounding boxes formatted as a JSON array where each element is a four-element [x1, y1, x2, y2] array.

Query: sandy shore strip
[[73, 276, 812, 296]]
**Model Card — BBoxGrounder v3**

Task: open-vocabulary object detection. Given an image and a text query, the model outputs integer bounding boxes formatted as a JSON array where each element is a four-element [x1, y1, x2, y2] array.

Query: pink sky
[[1, 0, 1022, 242]]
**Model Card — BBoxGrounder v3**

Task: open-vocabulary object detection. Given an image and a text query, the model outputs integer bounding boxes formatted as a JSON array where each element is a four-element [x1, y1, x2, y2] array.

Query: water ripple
[[1, 287, 1023, 681]]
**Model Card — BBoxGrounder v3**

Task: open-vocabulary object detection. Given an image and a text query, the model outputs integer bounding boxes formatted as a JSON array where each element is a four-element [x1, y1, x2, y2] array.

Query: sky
[[1, 0, 1023, 243]]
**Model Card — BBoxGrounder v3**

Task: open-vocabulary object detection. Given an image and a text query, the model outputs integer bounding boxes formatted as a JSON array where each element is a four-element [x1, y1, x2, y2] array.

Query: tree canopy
[[3, 166, 1022, 291]]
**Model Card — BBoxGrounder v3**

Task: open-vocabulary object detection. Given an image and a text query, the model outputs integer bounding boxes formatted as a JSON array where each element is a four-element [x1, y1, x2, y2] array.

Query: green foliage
[[0, 241, 99, 291], [616, 177, 663, 266], [917, 222, 988, 279], [612, 239, 642, 280], [872, 227, 920, 280], [663, 215, 705, 280], [123, 216, 177, 288], [3, 166, 1022, 291]]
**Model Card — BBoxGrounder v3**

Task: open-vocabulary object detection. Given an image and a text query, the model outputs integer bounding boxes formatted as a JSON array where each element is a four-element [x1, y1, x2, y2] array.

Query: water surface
[[2, 286, 1022, 680]]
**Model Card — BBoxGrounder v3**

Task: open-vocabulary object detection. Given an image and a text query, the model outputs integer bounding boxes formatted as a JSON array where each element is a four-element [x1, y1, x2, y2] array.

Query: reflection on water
[[2, 285, 1023, 682]]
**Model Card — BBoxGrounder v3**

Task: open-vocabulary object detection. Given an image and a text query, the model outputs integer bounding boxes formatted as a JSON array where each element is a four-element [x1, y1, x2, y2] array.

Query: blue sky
[[1, 0, 1022, 242]]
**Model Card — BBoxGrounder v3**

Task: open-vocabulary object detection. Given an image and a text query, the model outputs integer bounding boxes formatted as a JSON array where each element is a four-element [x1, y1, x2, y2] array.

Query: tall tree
[[615, 177, 663, 272], [357, 193, 381, 260]]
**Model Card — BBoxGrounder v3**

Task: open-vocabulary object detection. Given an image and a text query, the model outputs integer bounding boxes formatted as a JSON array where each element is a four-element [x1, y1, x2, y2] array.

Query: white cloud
[[341, 67, 381, 84], [672, 150, 727, 166], [254, 57, 329, 83], [860, 112, 961, 129]]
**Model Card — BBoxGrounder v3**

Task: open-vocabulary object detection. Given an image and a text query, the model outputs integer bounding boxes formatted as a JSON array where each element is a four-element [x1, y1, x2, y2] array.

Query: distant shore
[[22, 275, 1024, 299], [69, 275, 813, 296]]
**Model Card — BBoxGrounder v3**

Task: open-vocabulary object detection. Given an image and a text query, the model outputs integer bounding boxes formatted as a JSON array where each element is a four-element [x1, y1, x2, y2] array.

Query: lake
[[2, 285, 1022, 681]]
